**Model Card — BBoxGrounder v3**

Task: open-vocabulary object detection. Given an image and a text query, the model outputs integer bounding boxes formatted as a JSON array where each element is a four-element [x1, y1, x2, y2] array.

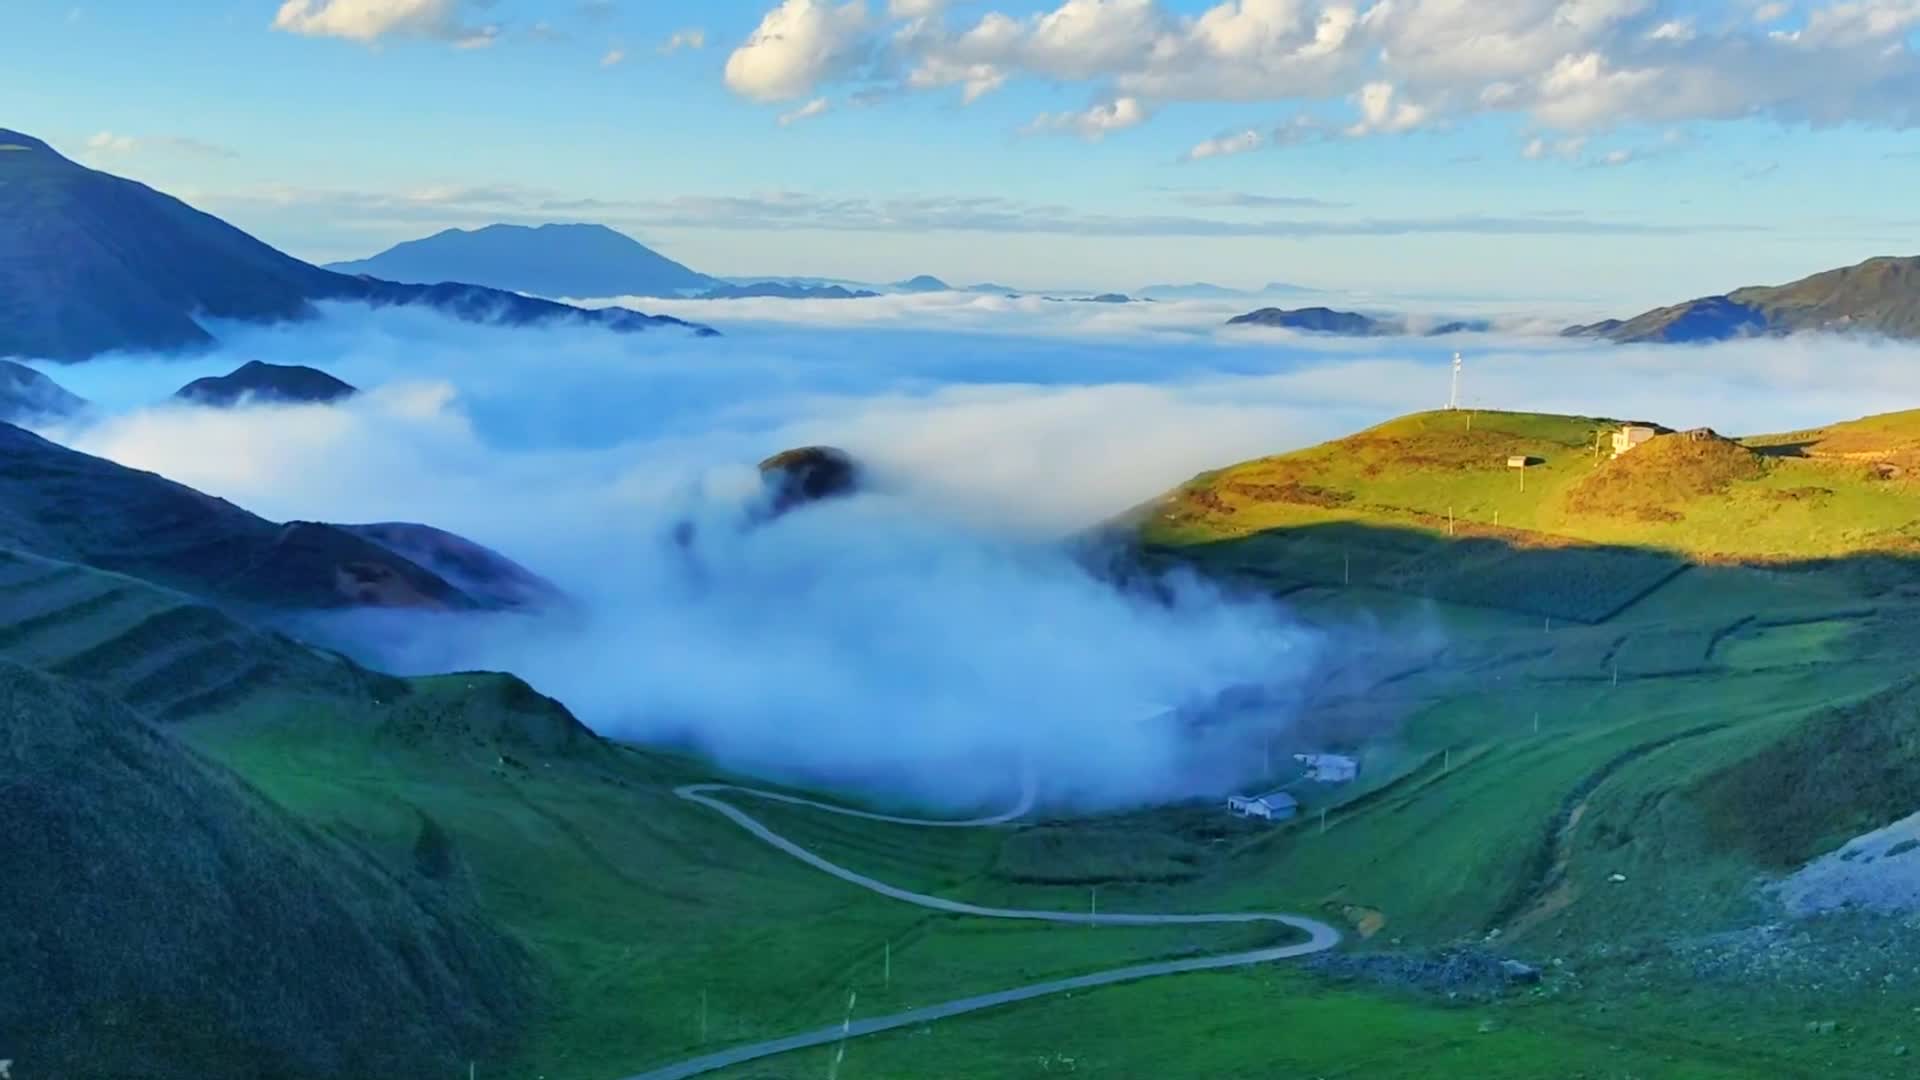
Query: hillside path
[[617, 783, 1341, 1080]]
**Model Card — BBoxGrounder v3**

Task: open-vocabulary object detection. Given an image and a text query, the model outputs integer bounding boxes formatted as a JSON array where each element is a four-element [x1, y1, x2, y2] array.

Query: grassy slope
[[0, 660, 533, 1079], [676, 407, 1920, 1079], [1146, 408, 1920, 569], [20, 403, 1920, 1079]]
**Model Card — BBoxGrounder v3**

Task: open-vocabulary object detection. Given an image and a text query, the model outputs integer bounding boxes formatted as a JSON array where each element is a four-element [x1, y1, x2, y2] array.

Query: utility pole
[[829, 990, 857, 1080]]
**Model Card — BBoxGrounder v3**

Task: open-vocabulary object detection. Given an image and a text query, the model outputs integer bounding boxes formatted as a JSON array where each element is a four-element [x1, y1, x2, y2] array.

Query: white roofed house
[[1611, 425, 1657, 458], [1227, 790, 1299, 822], [1294, 753, 1360, 784]]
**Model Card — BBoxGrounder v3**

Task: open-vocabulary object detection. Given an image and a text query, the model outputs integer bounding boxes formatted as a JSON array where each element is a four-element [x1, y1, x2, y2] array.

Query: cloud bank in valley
[[30, 297, 1920, 808]]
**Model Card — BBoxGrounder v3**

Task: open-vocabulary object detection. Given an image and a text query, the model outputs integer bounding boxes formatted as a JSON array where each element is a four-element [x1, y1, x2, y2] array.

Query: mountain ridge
[[1566, 254, 1920, 342], [0, 130, 713, 362]]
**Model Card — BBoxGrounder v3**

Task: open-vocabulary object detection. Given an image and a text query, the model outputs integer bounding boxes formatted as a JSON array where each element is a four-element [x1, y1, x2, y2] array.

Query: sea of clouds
[[27, 294, 1920, 810]]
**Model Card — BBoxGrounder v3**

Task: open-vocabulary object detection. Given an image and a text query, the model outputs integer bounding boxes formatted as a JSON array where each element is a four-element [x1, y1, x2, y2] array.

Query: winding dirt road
[[619, 784, 1342, 1080]]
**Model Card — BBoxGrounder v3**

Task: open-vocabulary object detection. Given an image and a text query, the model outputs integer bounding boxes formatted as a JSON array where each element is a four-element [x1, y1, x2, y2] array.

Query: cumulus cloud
[[726, 0, 1920, 139], [1022, 96, 1151, 138], [600, 47, 625, 67], [271, 0, 498, 47], [33, 301, 1920, 808], [725, 0, 871, 102], [1183, 128, 1265, 160]]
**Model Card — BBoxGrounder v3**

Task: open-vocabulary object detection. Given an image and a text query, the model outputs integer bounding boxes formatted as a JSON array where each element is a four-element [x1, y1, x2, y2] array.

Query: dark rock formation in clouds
[[759, 446, 862, 517], [175, 361, 358, 407]]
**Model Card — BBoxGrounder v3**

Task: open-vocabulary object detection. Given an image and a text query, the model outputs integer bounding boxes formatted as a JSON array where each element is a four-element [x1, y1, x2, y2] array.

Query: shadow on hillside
[[1134, 518, 1920, 625], [1751, 440, 1816, 459]]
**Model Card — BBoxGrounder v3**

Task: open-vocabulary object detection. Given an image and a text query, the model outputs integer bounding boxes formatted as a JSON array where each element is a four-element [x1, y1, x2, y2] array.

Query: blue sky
[[4, 0, 1920, 304]]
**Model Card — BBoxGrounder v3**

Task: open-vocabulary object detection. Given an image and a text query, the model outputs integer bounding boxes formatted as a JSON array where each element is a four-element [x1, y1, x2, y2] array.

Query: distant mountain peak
[[325, 221, 715, 299], [893, 274, 951, 293], [0, 129, 712, 361]]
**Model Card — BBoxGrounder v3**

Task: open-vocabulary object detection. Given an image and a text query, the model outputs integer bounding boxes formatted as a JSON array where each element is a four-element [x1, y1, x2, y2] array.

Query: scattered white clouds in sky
[[600, 46, 625, 67], [271, 0, 498, 47], [82, 131, 235, 159], [1183, 129, 1265, 160], [1022, 96, 1151, 139], [659, 27, 707, 53], [721, 0, 1920, 140]]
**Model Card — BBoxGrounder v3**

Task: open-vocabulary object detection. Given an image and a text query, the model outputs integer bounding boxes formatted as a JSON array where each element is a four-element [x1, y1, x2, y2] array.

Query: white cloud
[[724, 0, 871, 102], [660, 27, 707, 54], [779, 97, 833, 125], [36, 305, 1920, 810], [271, 0, 497, 46], [1752, 2, 1792, 22], [84, 131, 135, 154], [600, 47, 626, 67], [1345, 81, 1430, 134], [81, 131, 235, 158], [755, 0, 1920, 139], [1022, 96, 1150, 139], [1183, 128, 1265, 160]]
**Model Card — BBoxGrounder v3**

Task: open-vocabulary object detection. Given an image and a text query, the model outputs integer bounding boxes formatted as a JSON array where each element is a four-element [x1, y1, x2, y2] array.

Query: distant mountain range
[[698, 281, 880, 300], [1565, 255, 1920, 343], [1139, 282, 1319, 300], [326, 223, 716, 299], [1227, 306, 1487, 336], [0, 129, 711, 363]]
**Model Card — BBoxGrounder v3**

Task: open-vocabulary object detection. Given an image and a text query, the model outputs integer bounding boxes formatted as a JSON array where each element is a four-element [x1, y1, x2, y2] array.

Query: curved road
[[620, 784, 1342, 1080]]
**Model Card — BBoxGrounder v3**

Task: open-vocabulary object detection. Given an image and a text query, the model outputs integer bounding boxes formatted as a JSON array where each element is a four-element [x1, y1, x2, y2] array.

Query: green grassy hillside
[[15, 403, 1920, 1079], [1145, 408, 1920, 585], [0, 660, 533, 1079]]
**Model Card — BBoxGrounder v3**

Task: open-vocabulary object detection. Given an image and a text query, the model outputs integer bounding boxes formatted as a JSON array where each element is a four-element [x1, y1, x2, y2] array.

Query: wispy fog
[[28, 296, 1920, 809]]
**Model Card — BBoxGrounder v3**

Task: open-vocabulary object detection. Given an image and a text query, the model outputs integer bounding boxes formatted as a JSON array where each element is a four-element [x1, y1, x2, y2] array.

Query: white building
[[1295, 753, 1360, 784], [1227, 790, 1300, 821], [1610, 425, 1657, 458]]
